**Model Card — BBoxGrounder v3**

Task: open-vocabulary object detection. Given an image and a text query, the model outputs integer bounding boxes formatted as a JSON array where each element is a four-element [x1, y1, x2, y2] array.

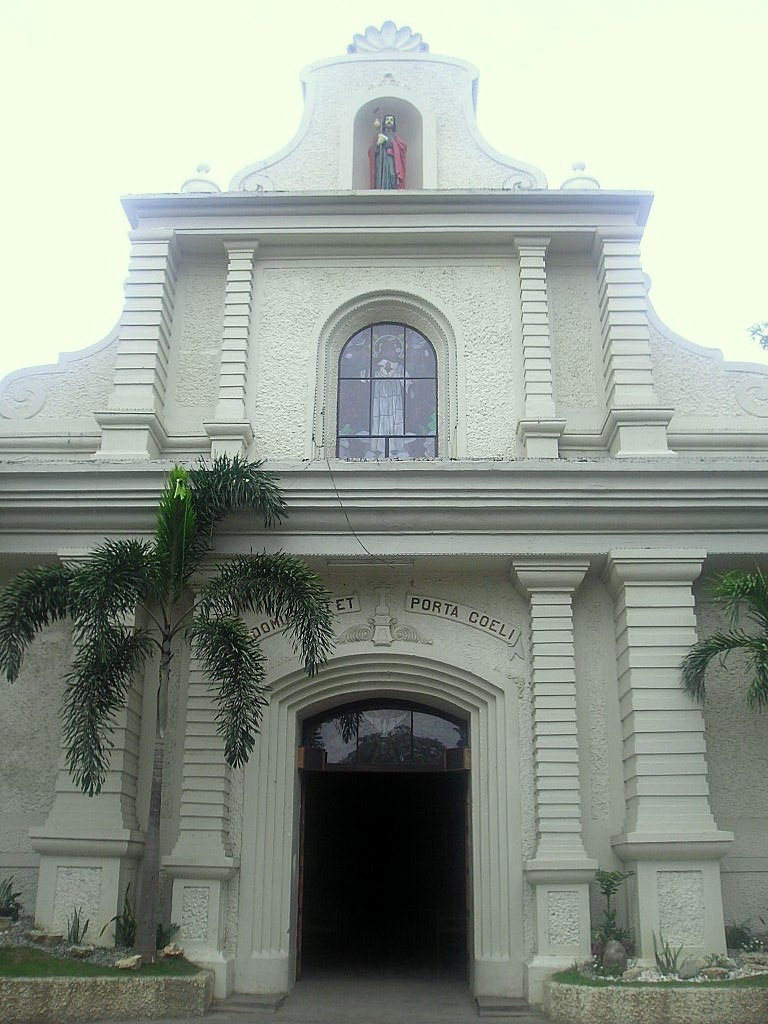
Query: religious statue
[[369, 114, 407, 190]]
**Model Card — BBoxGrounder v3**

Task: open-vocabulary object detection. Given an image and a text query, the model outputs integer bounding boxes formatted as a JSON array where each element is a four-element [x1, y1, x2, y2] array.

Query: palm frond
[[155, 466, 197, 598], [682, 629, 762, 704], [62, 625, 154, 795], [196, 553, 334, 674], [189, 616, 269, 767], [745, 640, 768, 710], [68, 540, 160, 627], [186, 456, 287, 563], [712, 568, 768, 631], [0, 563, 75, 682]]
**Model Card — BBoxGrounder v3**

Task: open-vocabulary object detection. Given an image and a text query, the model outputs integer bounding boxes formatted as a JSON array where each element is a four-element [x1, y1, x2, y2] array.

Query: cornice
[[122, 189, 653, 234], [0, 458, 767, 555]]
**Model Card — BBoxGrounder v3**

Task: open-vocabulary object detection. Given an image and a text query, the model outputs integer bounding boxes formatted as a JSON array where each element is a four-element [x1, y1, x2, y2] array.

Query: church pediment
[[228, 22, 547, 193]]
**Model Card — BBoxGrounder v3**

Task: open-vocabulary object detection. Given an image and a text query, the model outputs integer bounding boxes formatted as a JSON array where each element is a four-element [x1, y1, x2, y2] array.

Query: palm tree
[[681, 568, 768, 710], [0, 455, 334, 962]]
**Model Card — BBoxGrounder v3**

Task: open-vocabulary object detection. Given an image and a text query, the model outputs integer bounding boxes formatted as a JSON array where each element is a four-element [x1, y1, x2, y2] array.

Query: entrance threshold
[[210, 968, 545, 1023]]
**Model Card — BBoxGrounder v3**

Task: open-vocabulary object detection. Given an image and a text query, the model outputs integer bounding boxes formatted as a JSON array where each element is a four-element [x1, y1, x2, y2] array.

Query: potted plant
[[0, 876, 22, 930]]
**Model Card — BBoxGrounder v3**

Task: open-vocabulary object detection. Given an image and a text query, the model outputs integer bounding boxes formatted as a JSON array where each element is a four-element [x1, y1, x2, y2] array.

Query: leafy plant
[[0, 877, 22, 921], [725, 919, 754, 950], [592, 869, 633, 954], [653, 931, 684, 975], [704, 952, 731, 968], [681, 568, 768, 710], [100, 883, 136, 948], [156, 921, 179, 949], [66, 906, 89, 945]]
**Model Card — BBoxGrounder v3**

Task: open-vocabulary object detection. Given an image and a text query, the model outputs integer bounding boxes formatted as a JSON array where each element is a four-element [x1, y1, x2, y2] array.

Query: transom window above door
[[302, 700, 468, 770], [336, 323, 437, 460]]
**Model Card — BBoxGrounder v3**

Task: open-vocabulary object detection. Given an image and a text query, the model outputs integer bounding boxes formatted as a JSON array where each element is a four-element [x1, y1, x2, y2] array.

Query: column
[[604, 550, 732, 963], [595, 231, 672, 456], [96, 229, 178, 458], [164, 654, 236, 997], [513, 560, 596, 1002], [204, 243, 257, 457], [30, 554, 144, 942], [514, 238, 565, 458]]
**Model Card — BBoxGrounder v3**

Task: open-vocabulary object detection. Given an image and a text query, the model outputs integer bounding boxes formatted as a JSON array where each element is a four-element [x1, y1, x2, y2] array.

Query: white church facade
[[1, 23, 767, 1007]]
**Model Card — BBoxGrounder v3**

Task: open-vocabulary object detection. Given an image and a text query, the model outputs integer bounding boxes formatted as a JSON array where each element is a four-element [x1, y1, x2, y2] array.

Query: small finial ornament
[[180, 163, 221, 194], [560, 161, 600, 190], [348, 22, 429, 53]]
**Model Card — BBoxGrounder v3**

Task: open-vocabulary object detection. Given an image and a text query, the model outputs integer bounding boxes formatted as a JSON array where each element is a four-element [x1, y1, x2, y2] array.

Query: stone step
[[210, 992, 286, 1016], [475, 995, 536, 1018]]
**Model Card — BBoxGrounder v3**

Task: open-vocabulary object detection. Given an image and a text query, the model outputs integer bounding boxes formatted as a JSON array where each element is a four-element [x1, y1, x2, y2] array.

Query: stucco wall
[[696, 583, 768, 929], [549, 261, 603, 417], [164, 256, 226, 434], [252, 260, 520, 460], [0, 614, 69, 915]]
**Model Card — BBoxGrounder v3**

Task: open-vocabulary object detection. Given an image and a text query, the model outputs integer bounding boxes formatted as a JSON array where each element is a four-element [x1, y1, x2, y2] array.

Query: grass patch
[[553, 968, 768, 989], [0, 947, 200, 978]]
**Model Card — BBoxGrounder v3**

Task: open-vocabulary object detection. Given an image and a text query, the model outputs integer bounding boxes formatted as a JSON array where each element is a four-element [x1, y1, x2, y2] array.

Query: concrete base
[[543, 978, 768, 1024], [0, 970, 213, 1023], [526, 955, 578, 1005]]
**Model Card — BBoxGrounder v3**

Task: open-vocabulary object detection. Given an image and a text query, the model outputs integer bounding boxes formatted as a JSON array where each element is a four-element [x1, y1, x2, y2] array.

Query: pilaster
[[30, 554, 144, 942], [204, 243, 257, 457], [595, 233, 672, 456], [95, 228, 177, 458], [513, 559, 596, 1000], [514, 238, 565, 458], [164, 656, 236, 997], [604, 549, 732, 962]]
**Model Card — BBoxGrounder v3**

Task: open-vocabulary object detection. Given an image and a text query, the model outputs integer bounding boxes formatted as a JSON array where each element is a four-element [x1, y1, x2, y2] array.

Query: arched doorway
[[297, 700, 470, 976]]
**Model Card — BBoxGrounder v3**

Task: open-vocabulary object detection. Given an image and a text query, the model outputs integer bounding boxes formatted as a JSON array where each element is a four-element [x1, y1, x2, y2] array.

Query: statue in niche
[[369, 114, 407, 190]]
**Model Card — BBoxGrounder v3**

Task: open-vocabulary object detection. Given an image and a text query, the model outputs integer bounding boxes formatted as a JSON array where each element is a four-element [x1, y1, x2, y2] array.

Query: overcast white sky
[[1, 0, 766, 382]]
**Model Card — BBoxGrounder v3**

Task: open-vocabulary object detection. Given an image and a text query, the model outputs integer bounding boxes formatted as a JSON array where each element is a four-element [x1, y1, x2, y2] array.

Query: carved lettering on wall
[[251, 594, 359, 641], [406, 593, 521, 650]]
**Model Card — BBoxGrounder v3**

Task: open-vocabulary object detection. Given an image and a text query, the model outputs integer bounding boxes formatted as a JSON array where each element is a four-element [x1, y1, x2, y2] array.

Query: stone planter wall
[[543, 979, 768, 1024], [0, 971, 213, 1023]]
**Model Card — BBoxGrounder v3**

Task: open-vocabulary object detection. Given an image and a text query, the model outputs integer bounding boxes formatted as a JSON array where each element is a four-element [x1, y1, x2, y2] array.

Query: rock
[[622, 967, 644, 981], [602, 939, 628, 972], [0, 918, 12, 932], [115, 954, 143, 970], [161, 942, 184, 957], [741, 951, 768, 966], [700, 966, 729, 980], [66, 944, 94, 958], [25, 930, 64, 947], [678, 961, 702, 979]]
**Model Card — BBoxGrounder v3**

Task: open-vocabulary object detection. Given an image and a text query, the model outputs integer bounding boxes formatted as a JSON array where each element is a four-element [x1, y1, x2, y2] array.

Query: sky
[[1, 0, 766, 382]]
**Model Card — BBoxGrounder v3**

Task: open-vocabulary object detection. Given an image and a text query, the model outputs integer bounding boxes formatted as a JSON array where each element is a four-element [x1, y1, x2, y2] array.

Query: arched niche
[[352, 98, 424, 189]]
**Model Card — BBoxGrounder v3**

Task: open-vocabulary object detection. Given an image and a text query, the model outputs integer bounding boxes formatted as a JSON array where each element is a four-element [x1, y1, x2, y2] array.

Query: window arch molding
[[312, 291, 459, 460]]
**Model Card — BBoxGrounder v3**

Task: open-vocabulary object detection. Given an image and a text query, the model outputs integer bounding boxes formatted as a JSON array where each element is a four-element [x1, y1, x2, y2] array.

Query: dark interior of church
[[300, 771, 468, 974]]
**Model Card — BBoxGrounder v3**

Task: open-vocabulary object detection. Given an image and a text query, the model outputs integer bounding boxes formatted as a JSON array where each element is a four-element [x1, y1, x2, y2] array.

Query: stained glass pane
[[405, 380, 437, 436], [337, 436, 386, 460], [338, 379, 371, 436], [372, 380, 404, 437], [372, 325, 406, 375], [400, 436, 437, 459], [339, 329, 371, 378], [406, 328, 436, 377], [413, 713, 467, 750]]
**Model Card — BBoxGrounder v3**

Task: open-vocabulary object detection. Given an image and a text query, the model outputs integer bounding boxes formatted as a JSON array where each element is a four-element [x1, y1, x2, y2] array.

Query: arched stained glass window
[[336, 323, 437, 460]]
